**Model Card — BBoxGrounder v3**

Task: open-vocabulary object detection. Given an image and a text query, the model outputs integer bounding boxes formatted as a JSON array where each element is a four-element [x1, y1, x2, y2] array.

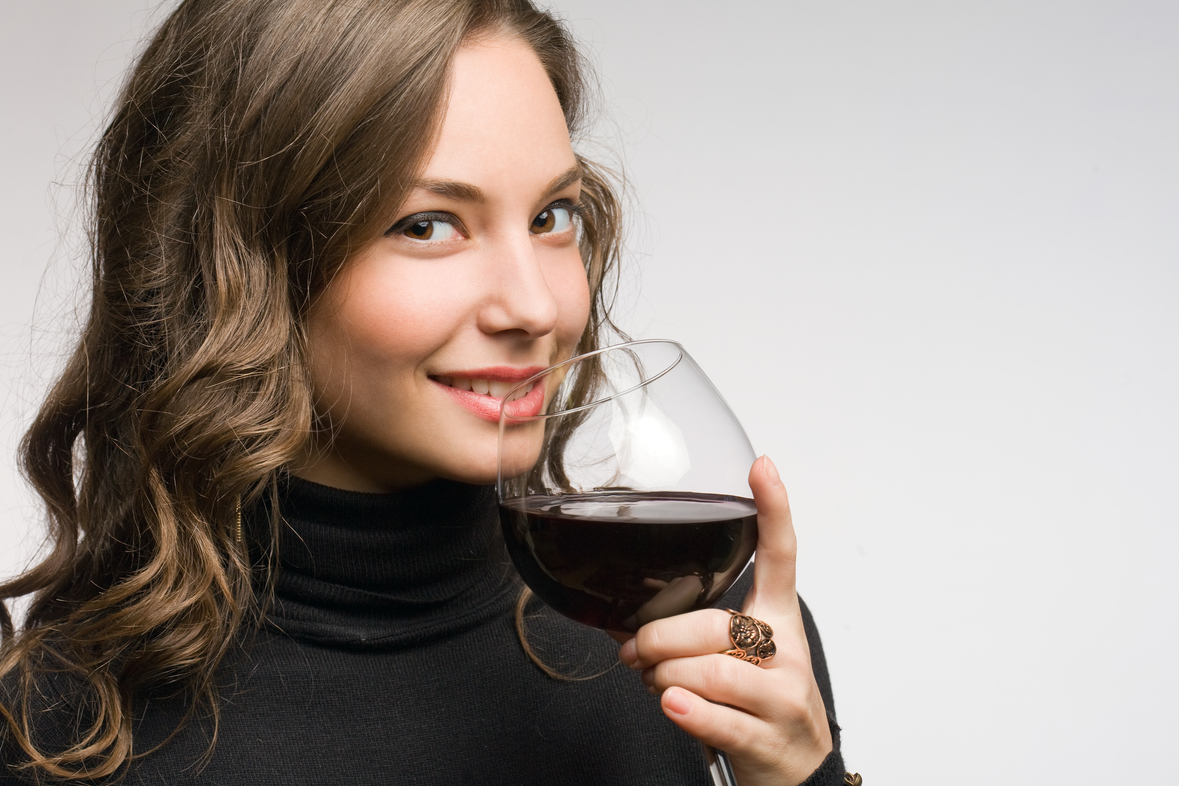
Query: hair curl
[[0, 0, 623, 778]]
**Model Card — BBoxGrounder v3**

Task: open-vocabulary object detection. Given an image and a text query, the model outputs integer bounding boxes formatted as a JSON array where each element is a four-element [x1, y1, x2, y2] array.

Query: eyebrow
[[412, 164, 584, 204], [541, 165, 584, 198]]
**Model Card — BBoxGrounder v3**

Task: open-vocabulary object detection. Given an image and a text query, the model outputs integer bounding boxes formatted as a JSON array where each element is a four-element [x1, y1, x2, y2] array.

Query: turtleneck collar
[[251, 476, 519, 649]]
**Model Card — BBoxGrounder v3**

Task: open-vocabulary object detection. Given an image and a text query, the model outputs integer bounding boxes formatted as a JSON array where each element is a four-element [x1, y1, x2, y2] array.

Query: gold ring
[[723, 609, 776, 666]]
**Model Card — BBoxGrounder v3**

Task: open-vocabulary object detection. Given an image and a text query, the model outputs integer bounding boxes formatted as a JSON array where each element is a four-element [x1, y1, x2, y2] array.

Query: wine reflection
[[625, 574, 706, 630]]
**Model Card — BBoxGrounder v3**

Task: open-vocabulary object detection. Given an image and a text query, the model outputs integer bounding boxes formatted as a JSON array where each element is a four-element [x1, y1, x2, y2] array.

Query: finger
[[619, 608, 732, 669], [621, 606, 798, 672], [661, 685, 832, 786], [745, 455, 798, 616], [647, 653, 784, 718], [659, 685, 765, 755]]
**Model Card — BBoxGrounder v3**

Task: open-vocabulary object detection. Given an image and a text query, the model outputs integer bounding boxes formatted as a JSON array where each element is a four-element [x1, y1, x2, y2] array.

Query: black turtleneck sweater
[[4, 478, 846, 785]]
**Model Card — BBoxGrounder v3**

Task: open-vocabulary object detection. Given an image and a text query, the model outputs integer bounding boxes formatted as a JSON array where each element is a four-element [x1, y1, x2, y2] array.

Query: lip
[[429, 366, 548, 423], [436, 365, 546, 381]]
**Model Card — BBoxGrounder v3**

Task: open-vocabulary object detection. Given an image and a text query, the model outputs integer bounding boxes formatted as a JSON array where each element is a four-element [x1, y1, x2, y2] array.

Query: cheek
[[304, 263, 449, 400], [342, 261, 460, 350], [550, 255, 592, 347], [345, 286, 443, 360]]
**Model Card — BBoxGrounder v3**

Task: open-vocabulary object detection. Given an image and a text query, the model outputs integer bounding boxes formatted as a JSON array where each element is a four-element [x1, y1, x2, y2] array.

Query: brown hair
[[0, 0, 622, 778]]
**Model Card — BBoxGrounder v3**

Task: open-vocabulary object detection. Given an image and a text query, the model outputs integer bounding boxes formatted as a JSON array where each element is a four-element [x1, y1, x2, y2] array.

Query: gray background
[[2, 2, 1177, 783]]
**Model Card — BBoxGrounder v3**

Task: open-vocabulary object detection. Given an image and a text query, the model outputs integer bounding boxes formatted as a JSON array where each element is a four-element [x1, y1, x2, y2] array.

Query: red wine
[[500, 491, 757, 633]]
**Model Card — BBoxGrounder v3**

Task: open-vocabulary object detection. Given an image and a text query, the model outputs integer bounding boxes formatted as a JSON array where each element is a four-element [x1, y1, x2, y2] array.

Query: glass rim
[[498, 338, 685, 424]]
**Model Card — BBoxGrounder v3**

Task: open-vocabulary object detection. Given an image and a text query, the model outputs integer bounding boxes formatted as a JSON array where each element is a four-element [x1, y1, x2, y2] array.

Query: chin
[[429, 440, 503, 487], [492, 424, 547, 483], [439, 463, 499, 486], [429, 431, 544, 489]]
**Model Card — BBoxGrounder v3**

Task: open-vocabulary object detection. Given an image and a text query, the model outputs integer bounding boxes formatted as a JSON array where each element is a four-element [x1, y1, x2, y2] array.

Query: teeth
[[438, 376, 534, 400]]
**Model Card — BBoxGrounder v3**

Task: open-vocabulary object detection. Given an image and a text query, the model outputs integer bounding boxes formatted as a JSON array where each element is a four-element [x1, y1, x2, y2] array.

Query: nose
[[476, 235, 560, 338]]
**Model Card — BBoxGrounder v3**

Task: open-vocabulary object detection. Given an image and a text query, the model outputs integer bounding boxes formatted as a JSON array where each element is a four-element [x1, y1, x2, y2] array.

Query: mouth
[[428, 367, 548, 423], [431, 376, 535, 403]]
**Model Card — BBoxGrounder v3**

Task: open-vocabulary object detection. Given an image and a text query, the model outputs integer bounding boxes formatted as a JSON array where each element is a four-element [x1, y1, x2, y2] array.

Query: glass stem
[[703, 744, 738, 786]]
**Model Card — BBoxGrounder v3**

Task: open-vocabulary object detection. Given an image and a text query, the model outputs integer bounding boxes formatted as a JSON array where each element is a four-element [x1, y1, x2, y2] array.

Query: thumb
[[745, 455, 798, 616]]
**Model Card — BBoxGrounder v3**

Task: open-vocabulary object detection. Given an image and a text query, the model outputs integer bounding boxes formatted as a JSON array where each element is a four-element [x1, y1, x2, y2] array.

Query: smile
[[429, 368, 548, 423], [432, 376, 533, 403]]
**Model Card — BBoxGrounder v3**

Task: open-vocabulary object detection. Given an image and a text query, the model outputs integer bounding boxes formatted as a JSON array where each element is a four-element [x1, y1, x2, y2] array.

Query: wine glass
[[497, 339, 757, 786]]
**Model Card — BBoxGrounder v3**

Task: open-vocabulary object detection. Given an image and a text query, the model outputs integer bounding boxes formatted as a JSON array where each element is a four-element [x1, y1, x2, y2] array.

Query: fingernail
[[619, 638, 639, 668], [663, 687, 691, 716], [762, 455, 781, 485]]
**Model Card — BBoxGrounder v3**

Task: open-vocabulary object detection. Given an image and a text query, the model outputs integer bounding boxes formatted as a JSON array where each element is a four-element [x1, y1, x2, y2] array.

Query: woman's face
[[297, 35, 591, 492]]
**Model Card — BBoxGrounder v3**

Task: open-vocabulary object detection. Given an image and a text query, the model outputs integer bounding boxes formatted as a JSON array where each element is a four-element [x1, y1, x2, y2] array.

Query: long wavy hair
[[0, 0, 622, 778]]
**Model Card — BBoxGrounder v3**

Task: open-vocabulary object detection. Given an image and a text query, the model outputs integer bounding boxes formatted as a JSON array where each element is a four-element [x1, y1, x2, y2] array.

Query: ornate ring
[[723, 609, 776, 666]]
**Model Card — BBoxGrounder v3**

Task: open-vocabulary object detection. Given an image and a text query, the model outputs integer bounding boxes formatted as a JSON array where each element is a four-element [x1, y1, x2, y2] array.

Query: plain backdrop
[[2, 2, 1177, 784]]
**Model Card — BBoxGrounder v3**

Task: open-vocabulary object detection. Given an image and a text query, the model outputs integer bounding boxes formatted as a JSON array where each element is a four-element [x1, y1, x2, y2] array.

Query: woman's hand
[[617, 456, 833, 786]]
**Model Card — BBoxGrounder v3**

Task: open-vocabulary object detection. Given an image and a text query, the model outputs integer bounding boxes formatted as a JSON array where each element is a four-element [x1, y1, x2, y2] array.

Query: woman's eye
[[387, 212, 462, 242], [530, 204, 575, 235], [399, 218, 459, 242]]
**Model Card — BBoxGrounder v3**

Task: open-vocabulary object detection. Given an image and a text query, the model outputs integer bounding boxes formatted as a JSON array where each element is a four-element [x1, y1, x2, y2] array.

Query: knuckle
[[775, 533, 799, 558], [766, 674, 824, 730], [649, 658, 680, 691], [635, 622, 668, 661], [758, 537, 797, 567], [702, 653, 741, 693]]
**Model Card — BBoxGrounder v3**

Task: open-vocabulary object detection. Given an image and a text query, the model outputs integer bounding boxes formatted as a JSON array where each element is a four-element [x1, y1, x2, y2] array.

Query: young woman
[[0, 1, 851, 783]]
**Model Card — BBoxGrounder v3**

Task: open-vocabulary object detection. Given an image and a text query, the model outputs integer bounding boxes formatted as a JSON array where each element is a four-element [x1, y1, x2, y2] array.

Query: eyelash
[[533, 199, 583, 234], [552, 198, 584, 219], [384, 199, 583, 240], [385, 211, 462, 240]]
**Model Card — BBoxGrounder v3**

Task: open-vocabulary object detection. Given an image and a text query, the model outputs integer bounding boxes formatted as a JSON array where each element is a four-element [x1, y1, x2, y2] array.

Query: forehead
[[422, 35, 576, 186]]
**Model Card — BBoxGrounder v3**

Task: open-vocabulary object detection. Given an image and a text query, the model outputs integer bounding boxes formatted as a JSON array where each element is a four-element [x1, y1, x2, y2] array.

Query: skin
[[296, 34, 833, 786], [295, 34, 590, 492]]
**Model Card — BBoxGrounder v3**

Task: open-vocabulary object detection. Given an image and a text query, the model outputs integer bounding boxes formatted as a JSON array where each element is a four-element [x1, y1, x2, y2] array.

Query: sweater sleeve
[[795, 718, 847, 786]]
